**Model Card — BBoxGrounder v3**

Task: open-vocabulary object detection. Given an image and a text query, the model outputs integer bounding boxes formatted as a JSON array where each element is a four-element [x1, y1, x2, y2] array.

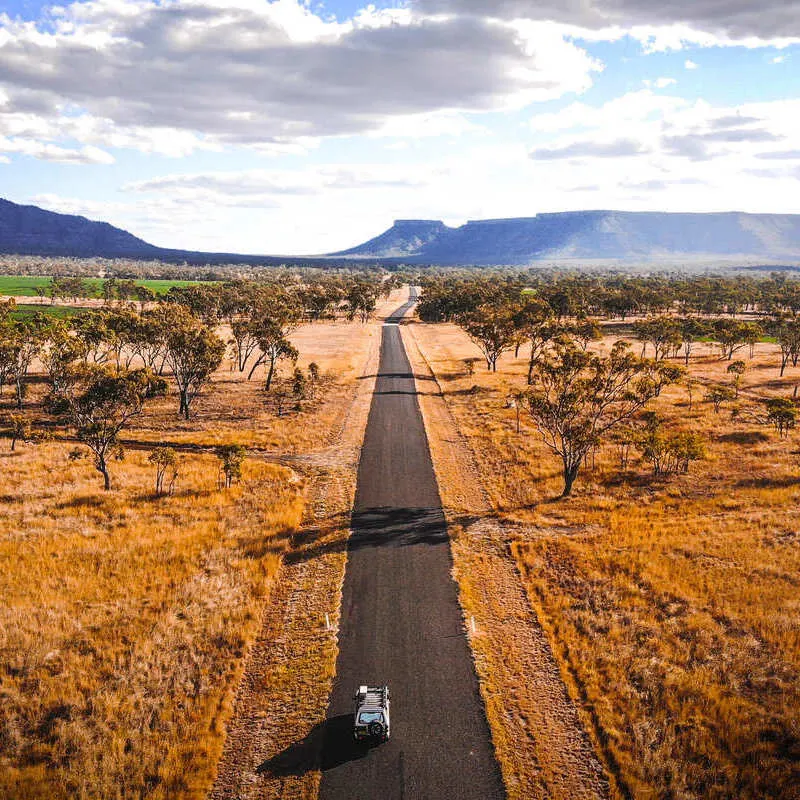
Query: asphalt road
[[318, 291, 505, 800]]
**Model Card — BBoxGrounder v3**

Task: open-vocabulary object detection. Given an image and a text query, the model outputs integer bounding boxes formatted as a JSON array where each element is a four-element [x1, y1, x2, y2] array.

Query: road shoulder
[[208, 300, 395, 800], [401, 319, 611, 800]]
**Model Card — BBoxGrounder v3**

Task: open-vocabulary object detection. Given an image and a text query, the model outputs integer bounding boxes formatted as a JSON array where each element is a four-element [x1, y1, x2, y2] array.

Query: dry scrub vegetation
[[0, 444, 302, 800], [125, 318, 381, 453], [411, 319, 800, 800], [0, 303, 388, 799]]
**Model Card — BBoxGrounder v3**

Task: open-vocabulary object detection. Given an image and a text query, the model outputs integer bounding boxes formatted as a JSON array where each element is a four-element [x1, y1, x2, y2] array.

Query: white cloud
[[31, 194, 132, 220], [0, 0, 600, 161], [122, 163, 435, 210], [771, 54, 787, 63], [684, 59, 698, 68], [94, 94, 800, 253], [756, 149, 800, 160], [413, 0, 800, 44], [531, 137, 647, 159], [0, 135, 114, 164], [370, 111, 483, 140], [643, 77, 677, 88], [514, 92, 800, 221]]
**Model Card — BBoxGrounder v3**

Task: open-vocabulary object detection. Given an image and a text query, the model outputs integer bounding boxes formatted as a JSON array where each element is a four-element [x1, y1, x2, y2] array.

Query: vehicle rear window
[[358, 712, 383, 724]]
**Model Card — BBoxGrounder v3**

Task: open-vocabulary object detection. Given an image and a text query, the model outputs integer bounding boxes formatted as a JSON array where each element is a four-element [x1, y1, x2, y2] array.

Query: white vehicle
[[353, 685, 391, 742]]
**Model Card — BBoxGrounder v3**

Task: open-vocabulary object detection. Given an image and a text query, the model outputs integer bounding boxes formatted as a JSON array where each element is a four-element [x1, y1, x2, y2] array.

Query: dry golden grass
[[411, 319, 800, 800], [0, 442, 303, 800], [403, 322, 610, 800], [0, 299, 401, 800]]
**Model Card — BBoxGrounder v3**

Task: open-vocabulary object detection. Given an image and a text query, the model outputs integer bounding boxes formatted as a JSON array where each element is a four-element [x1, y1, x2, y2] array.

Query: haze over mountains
[[2, 197, 800, 266]]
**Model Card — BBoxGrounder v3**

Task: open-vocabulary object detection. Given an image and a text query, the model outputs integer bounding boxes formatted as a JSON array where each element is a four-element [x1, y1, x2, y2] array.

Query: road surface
[[318, 291, 505, 800]]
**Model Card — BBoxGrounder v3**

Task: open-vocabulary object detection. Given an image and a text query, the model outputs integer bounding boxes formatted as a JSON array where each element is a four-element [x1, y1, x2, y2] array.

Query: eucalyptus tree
[[457, 301, 519, 372], [345, 282, 378, 323], [770, 315, 800, 376], [0, 313, 51, 408], [524, 339, 669, 496], [40, 319, 88, 398], [246, 298, 302, 388], [61, 366, 165, 490], [632, 317, 682, 361], [678, 317, 709, 366], [712, 319, 762, 360], [161, 307, 226, 419]]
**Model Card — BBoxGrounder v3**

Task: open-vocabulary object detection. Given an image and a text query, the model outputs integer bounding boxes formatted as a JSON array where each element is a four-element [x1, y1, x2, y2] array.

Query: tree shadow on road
[[256, 715, 371, 778], [359, 372, 436, 382], [350, 507, 449, 548], [287, 507, 450, 565]]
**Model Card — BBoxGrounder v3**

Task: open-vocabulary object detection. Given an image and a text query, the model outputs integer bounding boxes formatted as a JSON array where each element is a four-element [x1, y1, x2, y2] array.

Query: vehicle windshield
[[358, 712, 383, 725]]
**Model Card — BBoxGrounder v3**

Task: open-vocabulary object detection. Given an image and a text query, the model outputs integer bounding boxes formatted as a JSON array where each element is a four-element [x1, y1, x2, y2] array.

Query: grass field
[[0, 445, 302, 800], [0, 275, 210, 298], [411, 319, 800, 800], [10, 305, 87, 320]]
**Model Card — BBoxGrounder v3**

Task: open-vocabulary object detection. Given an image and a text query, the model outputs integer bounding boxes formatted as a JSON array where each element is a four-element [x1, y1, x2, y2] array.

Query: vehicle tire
[[368, 721, 384, 739]]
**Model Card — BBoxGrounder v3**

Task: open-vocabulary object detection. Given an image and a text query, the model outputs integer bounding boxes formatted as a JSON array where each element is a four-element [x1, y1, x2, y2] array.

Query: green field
[[10, 304, 88, 320], [0, 275, 211, 298]]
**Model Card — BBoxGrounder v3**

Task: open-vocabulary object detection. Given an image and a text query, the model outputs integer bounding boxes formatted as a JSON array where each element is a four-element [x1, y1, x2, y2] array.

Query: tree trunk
[[98, 458, 111, 491], [179, 390, 190, 420], [265, 359, 276, 391], [247, 356, 264, 381], [560, 460, 581, 497]]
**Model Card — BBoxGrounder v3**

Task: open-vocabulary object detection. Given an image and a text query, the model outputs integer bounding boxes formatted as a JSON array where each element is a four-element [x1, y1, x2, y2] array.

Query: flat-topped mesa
[[329, 218, 453, 258], [4, 196, 800, 266], [339, 210, 800, 265], [393, 219, 447, 227]]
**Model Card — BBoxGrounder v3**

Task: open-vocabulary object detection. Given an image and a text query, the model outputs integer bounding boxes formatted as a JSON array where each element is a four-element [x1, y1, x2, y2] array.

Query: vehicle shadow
[[255, 715, 371, 778]]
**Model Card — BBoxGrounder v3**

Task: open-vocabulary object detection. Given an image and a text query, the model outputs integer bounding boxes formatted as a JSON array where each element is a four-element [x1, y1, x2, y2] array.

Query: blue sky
[[0, 0, 799, 254]]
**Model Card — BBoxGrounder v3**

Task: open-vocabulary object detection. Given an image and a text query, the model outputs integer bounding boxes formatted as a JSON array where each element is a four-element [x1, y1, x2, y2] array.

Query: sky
[[0, 0, 799, 255]]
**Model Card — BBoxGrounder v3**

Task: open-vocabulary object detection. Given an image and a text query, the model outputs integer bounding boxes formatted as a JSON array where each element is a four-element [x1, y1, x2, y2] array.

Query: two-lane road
[[318, 290, 505, 800]]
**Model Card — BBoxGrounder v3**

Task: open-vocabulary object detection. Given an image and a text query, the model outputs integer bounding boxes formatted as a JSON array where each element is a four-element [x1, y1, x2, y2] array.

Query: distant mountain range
[[2, 197, 800, 266], [0, 197, 161, 259], [0, 197, 295, 266], [334, 212, 800, 265]]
